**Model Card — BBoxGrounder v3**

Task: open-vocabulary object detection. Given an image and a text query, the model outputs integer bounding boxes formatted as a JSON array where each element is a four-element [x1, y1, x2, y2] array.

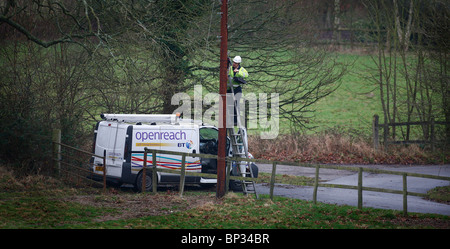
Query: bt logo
[[178, 140, 193, 149]]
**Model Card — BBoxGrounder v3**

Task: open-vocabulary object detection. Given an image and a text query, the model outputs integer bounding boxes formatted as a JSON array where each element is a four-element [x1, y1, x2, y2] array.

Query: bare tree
[[363, 0, 449, 147], [227, 0, 347, 131], [0, 0, 102, 50], [188, 0, 347, 131]]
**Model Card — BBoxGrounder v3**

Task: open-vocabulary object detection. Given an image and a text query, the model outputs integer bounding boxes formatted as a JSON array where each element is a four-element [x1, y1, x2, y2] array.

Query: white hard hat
[[233, 56, 242, 63]]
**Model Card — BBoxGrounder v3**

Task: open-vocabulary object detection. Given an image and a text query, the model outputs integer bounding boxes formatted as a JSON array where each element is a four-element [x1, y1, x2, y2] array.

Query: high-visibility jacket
[[228, 66, 248, 88]]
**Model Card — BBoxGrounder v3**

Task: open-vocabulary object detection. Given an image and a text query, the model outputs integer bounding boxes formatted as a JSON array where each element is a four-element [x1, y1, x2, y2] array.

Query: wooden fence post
[[270, 162, 277, 200], [179, 155, 186, 197], [142, 152, 147, 192], [358, 167, 363, 209], [103, 150, 107, 194], [226, 159, 231, 195], [403, 173, 408, 216], [431, 117, 435, 152], [373, 115, 379, 151], [152, 151, 158, 193], [383, 118, 389, 152], [52, 129, 61, 177], [313, 165, 320, 204]]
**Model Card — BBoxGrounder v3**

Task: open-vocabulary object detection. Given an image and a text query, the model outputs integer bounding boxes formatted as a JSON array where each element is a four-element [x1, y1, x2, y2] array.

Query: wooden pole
[[179, 155, 186, 197], [103, 150, 106, 194], [403, 173, 408, 216], [431, 117, 435, 152], [142, 152, 147, 192], [217, 0, 228, 199], [270, 162, 277, 200], [358, 167, 363, 209], [313, 165, 320, 204], [152, 152, 157, 193], [373, 115, 379, 150], [226, 159, 231, 195], [383, 118, 388, 152], [52, 129, 61, 177]]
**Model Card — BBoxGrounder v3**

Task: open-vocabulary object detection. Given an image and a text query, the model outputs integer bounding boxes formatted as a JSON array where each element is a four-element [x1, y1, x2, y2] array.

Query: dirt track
[[67, 192, 217, 222]]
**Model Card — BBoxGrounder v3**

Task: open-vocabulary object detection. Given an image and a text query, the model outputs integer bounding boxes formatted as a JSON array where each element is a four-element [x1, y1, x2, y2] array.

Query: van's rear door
[[105, 122, 127, 178], [93, 121, 127, 178], [93, 121, 113, 174]]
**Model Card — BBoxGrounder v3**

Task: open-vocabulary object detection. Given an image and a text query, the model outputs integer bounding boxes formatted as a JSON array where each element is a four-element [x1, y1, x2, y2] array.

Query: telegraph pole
[[217, 0, 228, 199]]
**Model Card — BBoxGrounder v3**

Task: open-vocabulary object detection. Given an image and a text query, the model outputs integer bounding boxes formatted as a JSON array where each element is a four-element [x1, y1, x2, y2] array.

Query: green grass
[[1, 189, 448, 229], [0, 194, 115, 229], [309, 53, 381, 134], [2, 165, 448, 229], [427, 186, 450, 204], [258, 172, 316, 186], [242, 52, 383, 136], [102, 194, 387, 229]]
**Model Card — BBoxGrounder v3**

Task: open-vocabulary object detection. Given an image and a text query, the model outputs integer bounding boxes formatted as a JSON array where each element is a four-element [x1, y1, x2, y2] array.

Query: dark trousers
[[227, 86, 242, 126]]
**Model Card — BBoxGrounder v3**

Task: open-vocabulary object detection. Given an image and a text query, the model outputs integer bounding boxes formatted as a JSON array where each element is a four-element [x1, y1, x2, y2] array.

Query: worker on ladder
[[226, 56, 258, 198], [227, 56, 248, 127]]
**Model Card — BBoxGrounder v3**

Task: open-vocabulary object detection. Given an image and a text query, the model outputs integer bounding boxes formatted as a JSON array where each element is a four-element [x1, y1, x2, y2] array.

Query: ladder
[[101, 113, 179, 124], [226, 77, 258, 199]]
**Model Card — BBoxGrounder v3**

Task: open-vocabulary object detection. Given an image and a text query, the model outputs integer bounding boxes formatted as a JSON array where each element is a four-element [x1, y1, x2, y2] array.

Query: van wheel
[[229, 180, 243, 192], [135, 172, 153, 192]]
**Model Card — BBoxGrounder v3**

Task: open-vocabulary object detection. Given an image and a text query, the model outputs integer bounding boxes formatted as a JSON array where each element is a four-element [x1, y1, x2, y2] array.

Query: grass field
[[247, 52, 450, 164], [1, 189, 449, 229], [312, 53, 381, 134], [242, 52, 384, 137], [1, 167, 449, 229]]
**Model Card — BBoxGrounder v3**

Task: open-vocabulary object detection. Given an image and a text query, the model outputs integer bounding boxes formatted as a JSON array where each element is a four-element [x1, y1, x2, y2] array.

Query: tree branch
[[0, 14, 95, 49]]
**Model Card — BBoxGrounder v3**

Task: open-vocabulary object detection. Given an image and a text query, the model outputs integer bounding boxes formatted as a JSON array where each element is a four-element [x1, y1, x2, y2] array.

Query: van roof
[[101, 113, 179, 123], [100, 114, 213, 127]]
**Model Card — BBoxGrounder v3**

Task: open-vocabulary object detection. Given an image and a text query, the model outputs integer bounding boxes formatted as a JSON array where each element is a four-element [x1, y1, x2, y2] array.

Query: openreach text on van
[[135, 130, 186, 141]]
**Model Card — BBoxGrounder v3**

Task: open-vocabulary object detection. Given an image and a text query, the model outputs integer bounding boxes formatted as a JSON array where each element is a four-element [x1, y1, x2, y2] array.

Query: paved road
[[255, 163, 450, 215]]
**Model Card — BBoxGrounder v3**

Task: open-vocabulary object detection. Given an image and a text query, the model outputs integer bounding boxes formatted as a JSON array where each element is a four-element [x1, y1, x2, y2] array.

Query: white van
[[90, 114, 258, 192]]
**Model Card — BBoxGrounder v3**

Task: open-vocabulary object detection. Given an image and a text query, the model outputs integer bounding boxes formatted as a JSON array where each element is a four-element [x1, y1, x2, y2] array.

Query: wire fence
[[52, 129, 106, 191]]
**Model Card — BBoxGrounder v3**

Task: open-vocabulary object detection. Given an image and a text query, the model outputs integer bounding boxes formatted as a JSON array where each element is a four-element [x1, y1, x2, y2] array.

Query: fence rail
[[372, 114, 449, 151], [136, 148, 450, 216], [52, 130, 450, 216], [52, 129, 107, 192]]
